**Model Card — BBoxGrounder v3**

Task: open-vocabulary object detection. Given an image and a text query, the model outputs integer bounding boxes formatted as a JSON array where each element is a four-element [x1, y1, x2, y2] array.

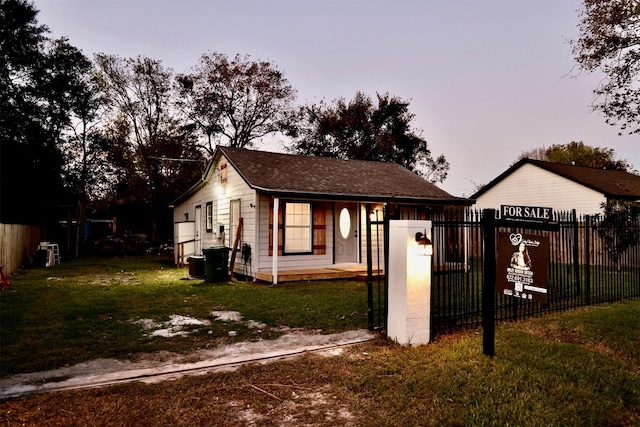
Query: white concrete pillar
[[387, 220, 432, 346]]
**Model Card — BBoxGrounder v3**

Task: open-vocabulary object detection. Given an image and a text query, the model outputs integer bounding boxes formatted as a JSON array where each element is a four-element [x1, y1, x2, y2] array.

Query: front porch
[[254, 264, 385, 283]]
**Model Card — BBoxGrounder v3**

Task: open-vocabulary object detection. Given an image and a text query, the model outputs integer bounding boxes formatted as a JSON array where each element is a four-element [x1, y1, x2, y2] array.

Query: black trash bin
[[187, 256, 205, 278], [33, 249, 48, 268], [202, 246, 229, 282]]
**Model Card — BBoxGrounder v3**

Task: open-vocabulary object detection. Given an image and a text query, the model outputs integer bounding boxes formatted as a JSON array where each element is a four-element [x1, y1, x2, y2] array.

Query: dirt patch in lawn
[[131, 310, 267, 338], [0, 328, 374, 399]]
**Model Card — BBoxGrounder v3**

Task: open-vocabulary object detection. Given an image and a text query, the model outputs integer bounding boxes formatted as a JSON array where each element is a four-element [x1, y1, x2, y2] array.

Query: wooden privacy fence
[[0, 224, 41, 275]]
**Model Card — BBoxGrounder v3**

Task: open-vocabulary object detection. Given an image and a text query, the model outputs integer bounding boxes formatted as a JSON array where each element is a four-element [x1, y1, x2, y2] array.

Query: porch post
[[366, 203, 374, 331], [272, 197, 279, 285]]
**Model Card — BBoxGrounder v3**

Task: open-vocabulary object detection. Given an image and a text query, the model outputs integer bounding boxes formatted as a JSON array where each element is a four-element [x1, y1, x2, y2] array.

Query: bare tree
[[175, 52, 297, 151], [514, 146, 548, 163], [57, 50, 116, 257], [94, 54, 201, 241]]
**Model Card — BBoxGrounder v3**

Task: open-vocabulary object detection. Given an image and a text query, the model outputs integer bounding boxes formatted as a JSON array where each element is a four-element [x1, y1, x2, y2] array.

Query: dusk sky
[[34, 0, 639, 197]]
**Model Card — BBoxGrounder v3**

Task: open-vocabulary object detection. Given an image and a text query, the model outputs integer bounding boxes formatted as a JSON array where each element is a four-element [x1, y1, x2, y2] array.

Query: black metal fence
[[430, 208, 640, 339]]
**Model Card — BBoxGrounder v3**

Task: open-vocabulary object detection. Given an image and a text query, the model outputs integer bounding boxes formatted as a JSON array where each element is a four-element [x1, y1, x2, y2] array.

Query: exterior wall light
[[415, 231, 433, 256]]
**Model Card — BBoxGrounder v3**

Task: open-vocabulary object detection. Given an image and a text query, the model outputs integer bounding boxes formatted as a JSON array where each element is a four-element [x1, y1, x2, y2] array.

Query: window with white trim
[[284, 202, 312, 254], [206, 202, 213, 232]]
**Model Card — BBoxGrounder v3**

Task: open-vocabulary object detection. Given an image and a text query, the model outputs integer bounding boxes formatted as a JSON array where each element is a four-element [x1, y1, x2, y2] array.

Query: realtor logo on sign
[[496, 232, 549, 302]]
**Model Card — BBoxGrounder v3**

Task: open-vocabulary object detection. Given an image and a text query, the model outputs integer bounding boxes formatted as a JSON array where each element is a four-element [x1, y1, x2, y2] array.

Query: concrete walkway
[[0, 329, 375, 400]]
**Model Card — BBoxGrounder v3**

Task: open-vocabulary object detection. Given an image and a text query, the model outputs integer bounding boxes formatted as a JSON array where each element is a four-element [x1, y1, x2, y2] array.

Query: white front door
[[335, 202, 358, 263], [195, 206, 202, 255]]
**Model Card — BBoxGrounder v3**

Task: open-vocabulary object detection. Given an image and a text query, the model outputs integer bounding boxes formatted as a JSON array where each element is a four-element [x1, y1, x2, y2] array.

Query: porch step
[[356, 272, 385, 281], [255, 268, 384, 284]]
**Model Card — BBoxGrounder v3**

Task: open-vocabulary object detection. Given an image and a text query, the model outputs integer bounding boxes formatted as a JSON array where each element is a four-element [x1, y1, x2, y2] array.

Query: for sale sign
[[501, 205, 553, 222], [496, 232, 549, 302]]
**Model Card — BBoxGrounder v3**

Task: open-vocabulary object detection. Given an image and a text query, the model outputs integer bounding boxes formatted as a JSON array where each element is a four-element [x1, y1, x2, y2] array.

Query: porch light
[[415, 231, 433, 256]]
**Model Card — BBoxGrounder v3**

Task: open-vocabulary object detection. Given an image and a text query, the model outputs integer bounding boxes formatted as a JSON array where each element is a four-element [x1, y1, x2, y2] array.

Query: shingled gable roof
[[217, 146, 471, 204], [168, 146, 469, 206], [472, 158, 640, 200]]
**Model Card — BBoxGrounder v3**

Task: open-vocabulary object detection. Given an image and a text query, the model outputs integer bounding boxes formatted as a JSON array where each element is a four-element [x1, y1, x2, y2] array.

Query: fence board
[[0, 224, 41, 275]]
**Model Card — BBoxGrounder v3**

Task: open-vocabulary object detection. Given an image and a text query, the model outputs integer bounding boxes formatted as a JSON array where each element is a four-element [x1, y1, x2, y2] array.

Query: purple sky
[[34, 0, 639, 197]]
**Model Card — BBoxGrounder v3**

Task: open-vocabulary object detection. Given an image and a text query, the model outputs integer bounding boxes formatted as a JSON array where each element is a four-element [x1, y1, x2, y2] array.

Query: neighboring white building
[[169, 146, 472, 282], [471, 158, 640, 216]]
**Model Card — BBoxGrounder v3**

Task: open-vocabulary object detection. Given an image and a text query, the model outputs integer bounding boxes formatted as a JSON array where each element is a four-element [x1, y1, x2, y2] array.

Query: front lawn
[[2, 301, 640, 426], [0, 256, 369, 376]]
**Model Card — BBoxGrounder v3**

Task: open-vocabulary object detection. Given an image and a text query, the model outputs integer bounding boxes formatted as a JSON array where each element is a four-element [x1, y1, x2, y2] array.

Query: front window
[[284, 202, 312, 254]]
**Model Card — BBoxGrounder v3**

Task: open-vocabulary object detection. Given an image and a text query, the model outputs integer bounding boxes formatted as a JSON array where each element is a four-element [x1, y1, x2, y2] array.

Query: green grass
[[3, 256, 640, 425], [431, 259, 640, 331], [322, 301, 640, 425], [0, 256, 369, 376], [3, 300, 640, 426]]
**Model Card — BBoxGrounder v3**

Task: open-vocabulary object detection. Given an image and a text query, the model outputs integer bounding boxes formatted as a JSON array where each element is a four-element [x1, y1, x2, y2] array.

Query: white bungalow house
[[169, 146, 471, 283], [472, 158, 640, 216]]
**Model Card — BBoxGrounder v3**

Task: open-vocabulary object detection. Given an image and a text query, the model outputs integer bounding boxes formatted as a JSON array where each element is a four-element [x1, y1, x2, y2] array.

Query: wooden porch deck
[[254, 264, 384, 283]]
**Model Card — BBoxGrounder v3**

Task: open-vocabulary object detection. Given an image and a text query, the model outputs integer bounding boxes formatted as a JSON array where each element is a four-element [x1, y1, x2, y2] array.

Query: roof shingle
[[473, 158, 640, 200], [219, 146, 466, 203]]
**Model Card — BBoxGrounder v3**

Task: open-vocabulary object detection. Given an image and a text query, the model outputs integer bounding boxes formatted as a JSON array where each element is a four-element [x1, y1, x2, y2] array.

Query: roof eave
[[471, 158, 528, 199], [251, 187, 474, 205], [168, 150, 221, 208]]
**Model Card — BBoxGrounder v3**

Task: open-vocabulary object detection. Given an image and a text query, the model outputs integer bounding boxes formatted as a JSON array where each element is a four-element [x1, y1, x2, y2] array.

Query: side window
[[206, 202, 213, 232]]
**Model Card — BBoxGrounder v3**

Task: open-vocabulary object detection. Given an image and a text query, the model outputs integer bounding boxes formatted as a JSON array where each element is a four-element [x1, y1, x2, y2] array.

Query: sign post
[[482, 205, 557, 357], [482, 209, 496, 357]]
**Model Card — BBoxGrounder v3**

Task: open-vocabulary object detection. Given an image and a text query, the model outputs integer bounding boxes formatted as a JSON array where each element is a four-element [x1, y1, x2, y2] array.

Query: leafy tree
[[572, 0, 640, 134], [175, 52, 297, 151], [546, 142, 632, 170], [0, 0, 47, 146], [94, 54, 204, 241], [287, 92, 449, 183], [58, 59, 114, 257], [1, 0, 50, 224], [597, 201, 640, 269], [516, 141, 634, 171], [37, 38, 102, 243], [1, 0, 93, 225]]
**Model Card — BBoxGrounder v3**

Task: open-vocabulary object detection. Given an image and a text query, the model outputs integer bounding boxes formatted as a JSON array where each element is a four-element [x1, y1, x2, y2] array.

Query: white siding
[[359, 203, 385, 271], [474, 163, 606, 216], [257, 194, 334, 272], [223, 162, 257, 276], [174, 158, 386, 274], [254, 200, 384, 273], [172, 153, 257, 273]]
